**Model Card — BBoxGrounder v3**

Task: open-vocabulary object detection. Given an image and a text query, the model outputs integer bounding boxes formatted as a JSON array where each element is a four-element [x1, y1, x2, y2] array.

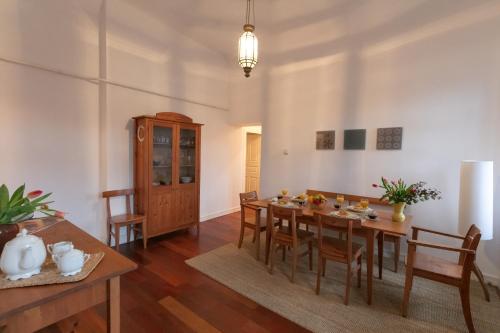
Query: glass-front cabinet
[[134, 113, 201, 242], [179, 128, 196, 184], [152, 126, 173, 186]]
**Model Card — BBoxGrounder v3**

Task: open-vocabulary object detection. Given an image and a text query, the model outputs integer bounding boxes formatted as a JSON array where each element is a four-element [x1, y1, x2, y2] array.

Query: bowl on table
[[367, 211, 378, 220]]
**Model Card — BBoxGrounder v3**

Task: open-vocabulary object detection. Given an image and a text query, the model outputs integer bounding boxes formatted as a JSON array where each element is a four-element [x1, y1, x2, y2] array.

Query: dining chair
[[102, 189, 147, 251], [269, 204, 314, 282], [314, 212, 364, 305], [401, 224, 482, 333], [239, 191, 280, 260]]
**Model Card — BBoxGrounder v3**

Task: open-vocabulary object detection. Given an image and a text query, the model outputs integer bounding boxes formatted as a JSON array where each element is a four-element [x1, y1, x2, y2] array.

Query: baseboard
[[201, 206, 240, 222]]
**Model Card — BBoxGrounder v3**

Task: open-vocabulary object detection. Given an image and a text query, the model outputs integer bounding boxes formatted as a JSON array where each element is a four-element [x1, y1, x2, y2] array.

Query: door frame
[[240, 125, 262, 194]]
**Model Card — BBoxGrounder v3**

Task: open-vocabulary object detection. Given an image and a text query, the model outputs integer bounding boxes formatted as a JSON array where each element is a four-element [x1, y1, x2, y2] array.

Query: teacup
[[47, 241, 74, 257], [53, 249, 90, 276]]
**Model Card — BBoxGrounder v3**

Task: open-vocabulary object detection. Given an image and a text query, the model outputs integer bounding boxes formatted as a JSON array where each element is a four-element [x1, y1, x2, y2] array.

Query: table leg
[[378, 231, 384, 279], [265, 208, 272, 265], [366, 230, 374, 305], [107, 276, 120, 333]]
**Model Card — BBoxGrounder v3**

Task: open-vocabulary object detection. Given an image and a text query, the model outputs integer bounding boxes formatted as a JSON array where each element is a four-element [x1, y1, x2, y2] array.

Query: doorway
[[245, 132, 261, 194]]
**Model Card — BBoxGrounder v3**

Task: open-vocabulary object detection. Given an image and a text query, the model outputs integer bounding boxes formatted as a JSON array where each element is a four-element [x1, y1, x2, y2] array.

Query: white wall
[[253, 0, 500, 282], [0, 0, 243, 243]]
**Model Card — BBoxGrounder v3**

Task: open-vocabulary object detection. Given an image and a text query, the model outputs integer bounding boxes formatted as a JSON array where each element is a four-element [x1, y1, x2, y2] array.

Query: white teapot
[[0, 228, 47, 280]]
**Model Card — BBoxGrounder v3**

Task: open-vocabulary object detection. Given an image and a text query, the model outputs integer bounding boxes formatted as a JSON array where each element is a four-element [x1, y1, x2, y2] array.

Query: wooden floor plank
[[159, 296, 222, 333]]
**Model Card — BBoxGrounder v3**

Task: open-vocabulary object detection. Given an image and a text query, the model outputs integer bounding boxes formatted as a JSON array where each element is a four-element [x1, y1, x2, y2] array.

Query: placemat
[[0, 252, 104, 289]]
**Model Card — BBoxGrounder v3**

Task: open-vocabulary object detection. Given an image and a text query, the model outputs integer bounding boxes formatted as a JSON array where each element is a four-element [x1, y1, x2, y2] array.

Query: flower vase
[[392, 202, 406, 222]]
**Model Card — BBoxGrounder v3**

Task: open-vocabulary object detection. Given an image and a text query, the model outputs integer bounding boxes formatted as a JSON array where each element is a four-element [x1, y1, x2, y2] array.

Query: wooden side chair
[[239, 191, 280, 260], [315, 212, 364, 305], [402, 224, 482, 333], [102, 189, 147, 251], [269, 204, 314, 282]]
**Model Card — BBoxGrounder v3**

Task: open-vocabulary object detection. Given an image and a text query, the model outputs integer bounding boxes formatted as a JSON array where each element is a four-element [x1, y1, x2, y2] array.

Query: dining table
[[247, 199, 413, 305]]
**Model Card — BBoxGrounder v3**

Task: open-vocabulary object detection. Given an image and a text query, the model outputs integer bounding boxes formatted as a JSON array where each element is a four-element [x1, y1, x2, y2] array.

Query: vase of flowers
[[372, 178, 441, 222], [308, 193, 327, 210], [0, 184, 63, 251]]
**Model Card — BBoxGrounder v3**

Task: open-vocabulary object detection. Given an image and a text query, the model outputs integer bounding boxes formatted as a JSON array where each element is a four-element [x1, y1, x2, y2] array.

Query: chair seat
[[413, 252, 463, 280], [322, 236, 363, 259], [109, 214, 145, 225], [275, 226, 315, 243]]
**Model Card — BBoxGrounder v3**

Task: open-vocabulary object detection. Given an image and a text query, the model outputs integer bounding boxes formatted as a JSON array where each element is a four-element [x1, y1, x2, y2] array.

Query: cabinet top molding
[[134, 112, 202, 125]]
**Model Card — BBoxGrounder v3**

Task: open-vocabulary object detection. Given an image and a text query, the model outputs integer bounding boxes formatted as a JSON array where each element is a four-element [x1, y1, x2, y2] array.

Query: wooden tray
[[0, 252, 104, 289]]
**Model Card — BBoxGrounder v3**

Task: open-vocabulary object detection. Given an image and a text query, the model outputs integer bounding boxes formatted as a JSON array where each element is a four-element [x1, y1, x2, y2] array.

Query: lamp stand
[[472, 261, 491, 302]]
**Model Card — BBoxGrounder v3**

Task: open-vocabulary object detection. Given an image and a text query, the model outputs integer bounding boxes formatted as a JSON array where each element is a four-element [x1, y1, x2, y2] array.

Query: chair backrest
[[102, 189, 135, 220], [314, 212, 362, 262], [240, 191, 258, 204], [459, 225, 481, 272], [269, 204, 303, 243], [306, 189, 390, 207]]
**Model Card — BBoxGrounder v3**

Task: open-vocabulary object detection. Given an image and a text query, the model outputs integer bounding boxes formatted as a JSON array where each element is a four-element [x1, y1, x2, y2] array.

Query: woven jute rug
[[186, 237, 500, 333]]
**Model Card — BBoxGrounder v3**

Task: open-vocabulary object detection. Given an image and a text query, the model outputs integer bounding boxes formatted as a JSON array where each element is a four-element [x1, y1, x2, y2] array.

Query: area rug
[[186, 237, 500, 333]]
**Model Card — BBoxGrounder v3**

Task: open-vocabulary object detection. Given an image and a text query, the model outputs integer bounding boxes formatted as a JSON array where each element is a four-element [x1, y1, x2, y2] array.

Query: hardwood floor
[[39, 212, 310, 333]]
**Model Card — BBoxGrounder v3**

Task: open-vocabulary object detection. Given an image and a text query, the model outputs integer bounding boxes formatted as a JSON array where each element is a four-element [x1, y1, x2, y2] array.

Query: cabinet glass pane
[[179, 128, 196, 184], [152, 126, 173, 186]]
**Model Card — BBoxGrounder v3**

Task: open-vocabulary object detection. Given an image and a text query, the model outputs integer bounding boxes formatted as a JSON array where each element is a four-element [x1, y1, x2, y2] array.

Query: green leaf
[[30, 192, 52, 205], [0, 185, 9, 212], [9, 184, 25, 207]]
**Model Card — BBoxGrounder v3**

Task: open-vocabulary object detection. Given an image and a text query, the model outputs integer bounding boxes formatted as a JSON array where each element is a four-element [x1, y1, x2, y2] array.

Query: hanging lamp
[[238, 0, 258, 78]]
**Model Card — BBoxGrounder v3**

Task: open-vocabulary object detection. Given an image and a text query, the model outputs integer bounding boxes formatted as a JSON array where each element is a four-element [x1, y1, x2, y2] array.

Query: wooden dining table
[[247, 199, 413, 305]]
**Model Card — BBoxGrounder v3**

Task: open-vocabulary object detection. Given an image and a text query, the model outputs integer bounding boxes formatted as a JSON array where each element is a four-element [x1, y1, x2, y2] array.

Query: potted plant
[[0, 184, 63, 251], [372, 178, 441, 222], [308, 193, 327, 210]]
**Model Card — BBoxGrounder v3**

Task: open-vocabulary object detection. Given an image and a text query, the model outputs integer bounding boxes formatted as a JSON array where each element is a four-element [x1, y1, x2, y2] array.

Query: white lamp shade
[[458, 160, 494, 240], [238, 31, 258, 69]]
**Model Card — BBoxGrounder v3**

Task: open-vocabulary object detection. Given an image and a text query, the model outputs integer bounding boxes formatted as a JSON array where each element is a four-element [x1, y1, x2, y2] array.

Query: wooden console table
[[0, 219, 137, 333]]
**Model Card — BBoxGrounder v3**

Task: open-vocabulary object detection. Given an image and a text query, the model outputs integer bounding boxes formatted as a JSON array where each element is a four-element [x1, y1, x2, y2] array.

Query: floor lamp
[[459, 160, 494, 302]]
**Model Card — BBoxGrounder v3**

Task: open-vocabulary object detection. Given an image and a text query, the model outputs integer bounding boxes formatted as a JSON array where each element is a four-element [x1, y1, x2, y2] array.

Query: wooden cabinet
[[133, 112, 201, 242]]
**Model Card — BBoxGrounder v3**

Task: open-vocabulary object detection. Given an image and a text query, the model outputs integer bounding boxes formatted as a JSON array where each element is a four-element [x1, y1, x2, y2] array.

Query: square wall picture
[[344, 129, 366, 150], [316, 131, 335, 150], [377, 127, 403, 150]]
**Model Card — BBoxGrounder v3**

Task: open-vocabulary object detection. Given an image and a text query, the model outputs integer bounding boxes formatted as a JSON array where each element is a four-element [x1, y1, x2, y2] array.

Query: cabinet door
[[149, 189, 176, 236], [151, 124, 174, 187], [177, 127, 197, 185], [176, 185, 197, 226]]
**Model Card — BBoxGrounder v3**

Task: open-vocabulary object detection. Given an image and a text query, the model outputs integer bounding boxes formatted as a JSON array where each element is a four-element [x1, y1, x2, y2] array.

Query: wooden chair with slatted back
[[344, 194, 402, 274], [238, 191, 268, 260], [314, 211, 364, 305], [102, 189, 147, 251], [306, 189, 400, 277], [402, 224, 482, 333], [269, 205, 314, 282]]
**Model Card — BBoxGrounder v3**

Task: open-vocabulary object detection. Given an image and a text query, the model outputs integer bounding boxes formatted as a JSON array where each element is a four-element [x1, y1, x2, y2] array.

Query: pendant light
[[238, 0, 258, 78]]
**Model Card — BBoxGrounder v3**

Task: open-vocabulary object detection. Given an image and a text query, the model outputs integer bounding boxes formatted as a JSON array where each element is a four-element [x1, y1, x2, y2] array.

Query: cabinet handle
[[137, 125, 145, 143]]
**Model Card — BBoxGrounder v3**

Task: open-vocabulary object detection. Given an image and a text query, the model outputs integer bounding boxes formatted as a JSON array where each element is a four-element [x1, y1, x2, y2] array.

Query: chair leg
[[345, 263, 352, 305], [394, 237, 400, 273], [269, 240, 276, 275], [401, 268, 413, 317], [114, 224, 120, 251], [291, 245, 298, 283], [472, 261, 490, 302], [282, 246, 286, 262], [378, 232, 384, 279], [126, 225, 131, 243], [255, 229, 261, 261], [316, 254, 322, 295], [308, 241, 313, 271], [322, 258, 326, 277], [238, 223, 245, 249], [459, 283, 476, 333], [107, 224, 111, 246], [141, 221, 147, 249], [252, 229, 256, 243], [357, 255, 362, 288]]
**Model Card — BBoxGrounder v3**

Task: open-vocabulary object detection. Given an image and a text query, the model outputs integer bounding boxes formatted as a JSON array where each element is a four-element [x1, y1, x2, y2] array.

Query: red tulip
[[27, 190, 42, 199], [54, 211, 65, 218]]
